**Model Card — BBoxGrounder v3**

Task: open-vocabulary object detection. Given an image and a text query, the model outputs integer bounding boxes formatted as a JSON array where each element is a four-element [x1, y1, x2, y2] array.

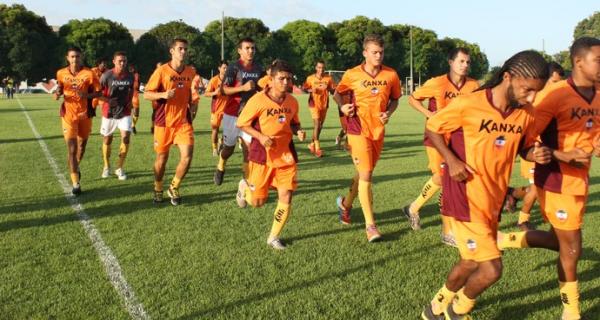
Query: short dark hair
[[218, 60, 228, 67], [270, 59, 293, 76], [448, 47, 470, 61], [363, 34, 384, 49], [316, 59, 325, 66], [113, 51, 127, 59], [548, 61, 565, 77], [238, 37, 255, 49], [66, 46, 82, 54], [170, 38, 188, 48], [569, 36, 600, 64]]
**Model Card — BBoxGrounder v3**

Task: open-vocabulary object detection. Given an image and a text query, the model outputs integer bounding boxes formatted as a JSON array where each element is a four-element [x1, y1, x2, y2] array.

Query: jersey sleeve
[[335, 71, 353, 95], [532, 87, 559, 137], [222, 65, 237, 88], [145, 68, 162, 92], [390, 72, 402, 100], [328, 77, 337, 91], [206, 77, 218, 93], [236, 97, 261, 128], [412, 78, 437, 101], [302, 77, 312, 91], [426, 98, 463, 134]]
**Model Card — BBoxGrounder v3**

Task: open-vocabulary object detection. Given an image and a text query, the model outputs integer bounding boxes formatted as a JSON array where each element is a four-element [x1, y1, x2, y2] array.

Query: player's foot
[[132, 126, 137, 135], [153, 190, 164, 204], [214, 168, 225, 186], [441, 233, 457, 247], [308, 142, 315, 155], [314, 149, 323, 158], [115, 168, 127, 180], [444, 305, 472, 320], [267, 237, 287, 250], [421, 304, 445, 320], [366, 224, 381, 243], [336, 196, 351, 225], [167, 186, 181, 206], [101, 167, 110, 178], [503, 187, 518, 213], [72, 183, 81, 196], [212, 148, 218, 157], [517, 221, 535, 231], [402, 205, 421, 230], [236, 179, 248, 208], [335, 135, 341, 146]]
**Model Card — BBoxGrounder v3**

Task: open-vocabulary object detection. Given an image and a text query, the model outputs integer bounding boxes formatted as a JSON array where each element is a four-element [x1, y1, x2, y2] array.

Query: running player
[[498, 37, 600, 320], [91, 59, 107, 113], [129, 63, 141, 135], [420, 50, 550, 320], [213, 37, 262, 185], [143, 38, 199, 206], [235, 60, 306, 250], [333, 34, 402, 242], [303, 60, 336, 157], [54, 46, 101, 195], [99, 51, 135, 180], [204, 60, 229, 156], [402, 48, 479, 244]]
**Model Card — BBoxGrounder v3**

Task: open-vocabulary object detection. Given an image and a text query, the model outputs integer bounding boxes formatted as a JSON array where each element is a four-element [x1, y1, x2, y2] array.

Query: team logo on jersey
[[571, 107, 599, 120], [494, 135, 506, 148], [278, 115, 286, 123], [267, 107, 291, 117], [444, 91, 461, 100], [177, 82, 184, 89], [556, 209, 568, 221], [466, 239, 477, 251], [479, 119, 523, 134], [586, 118, 593, 130]]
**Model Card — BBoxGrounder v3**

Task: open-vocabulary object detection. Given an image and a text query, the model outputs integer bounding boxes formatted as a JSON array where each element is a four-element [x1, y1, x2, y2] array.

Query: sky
[[8, 0, 599, 67]]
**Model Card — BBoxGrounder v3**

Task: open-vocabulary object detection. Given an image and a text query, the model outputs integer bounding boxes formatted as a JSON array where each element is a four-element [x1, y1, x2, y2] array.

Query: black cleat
[[72, 184, 82, 196], [167, 187, 181, 206], [213, 169, 225, 186], [132, 126, 137, 135], [153, 190, 164, 204]]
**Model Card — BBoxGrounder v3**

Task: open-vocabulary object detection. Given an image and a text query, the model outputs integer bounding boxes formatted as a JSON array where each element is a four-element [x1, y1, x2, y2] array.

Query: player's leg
[[102, 134, 113, 178], [115, 129, 131, 180], [215, 114, 238, 185]]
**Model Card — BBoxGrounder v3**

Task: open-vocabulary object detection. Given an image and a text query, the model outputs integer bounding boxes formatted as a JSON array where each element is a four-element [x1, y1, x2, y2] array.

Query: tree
[[58, 18, 134, 68], [553, 50, 572, 73], [328, 16, 389, 70], [573, 11, 600, 39], [0, 4, 58, 82], [280, 20, 334, 81], [437, 37, 489, 79]]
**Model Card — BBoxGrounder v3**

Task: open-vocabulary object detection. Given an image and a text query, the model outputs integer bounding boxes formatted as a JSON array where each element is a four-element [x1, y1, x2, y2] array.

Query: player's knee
[[432, 174, 442, 186], [483, 260, 503, 284]]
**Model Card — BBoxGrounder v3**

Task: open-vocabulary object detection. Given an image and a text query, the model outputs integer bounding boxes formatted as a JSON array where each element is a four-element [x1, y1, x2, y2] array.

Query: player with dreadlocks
[[498, 37, 600, 320], [420, 50, 551, 320]]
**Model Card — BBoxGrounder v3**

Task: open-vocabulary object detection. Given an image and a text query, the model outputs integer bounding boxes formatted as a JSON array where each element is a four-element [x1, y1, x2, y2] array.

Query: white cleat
[[101, 167, 110, 178], [115, 168, 127, 180], [236, 179, 248, 208], [267, 237, 287, 250]]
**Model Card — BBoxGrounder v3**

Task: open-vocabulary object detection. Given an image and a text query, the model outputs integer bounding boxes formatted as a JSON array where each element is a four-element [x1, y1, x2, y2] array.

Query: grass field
[[1, 93, 600, 319]]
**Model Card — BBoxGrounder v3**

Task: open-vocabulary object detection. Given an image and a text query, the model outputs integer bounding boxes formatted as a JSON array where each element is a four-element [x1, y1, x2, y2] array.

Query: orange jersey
[[533, 78, 600, 195], [145, 63, 198, 127], [56, 67, 100, 121], [303, 74, 336, 109], [257, 75, 271, 90], [335, 64, 401, 140], [206, 75, 228, 114], [131, 72, 140, 108], [237, 91, 300, 168], [426, 89, 536, 224]]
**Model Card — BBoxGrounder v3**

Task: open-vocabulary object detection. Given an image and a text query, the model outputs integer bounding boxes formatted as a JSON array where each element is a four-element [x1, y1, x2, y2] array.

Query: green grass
[[1, 93, 600, 319]]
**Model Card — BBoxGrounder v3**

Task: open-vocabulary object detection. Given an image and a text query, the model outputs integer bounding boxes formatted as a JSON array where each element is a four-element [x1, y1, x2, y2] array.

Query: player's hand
[[54, 86, 63, 100], [259, 134, 274, 148], [533, 141, 552, 164], [76, 90, 87, 99], [77, 111, 88, 120], [244, 80, 256, 92], [379, 111, 390, 124], [563, 148, 592, 168], [340, 103, 355, 117], [447, 158, 476, 182], [297, 130, 306, 141], [164, 89, 176, 99], [425, 110, 435, 119]]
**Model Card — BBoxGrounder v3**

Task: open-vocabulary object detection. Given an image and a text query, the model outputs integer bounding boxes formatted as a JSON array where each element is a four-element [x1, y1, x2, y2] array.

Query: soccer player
[[54, 47, 101, 195], [213, 37, 262, 185], [498, 37, 600, 320], [204, 60, 229, 156], [302, 60, 336, 157], [504, 61, 565, 231], [402, 48, 479, 242], [128, 63, 141, 135], [143, 38, 199, 206], [235, 60, 306, 250], [91, 59, 107, 112], [257, 65, 271, 91], [99, 51, 135, 180], [333, 34, 401, 242], [420, 50, 550, 320]]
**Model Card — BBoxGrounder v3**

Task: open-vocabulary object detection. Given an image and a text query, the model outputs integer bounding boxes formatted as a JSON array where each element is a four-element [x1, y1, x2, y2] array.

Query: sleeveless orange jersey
[[427, 89, 537, 224]]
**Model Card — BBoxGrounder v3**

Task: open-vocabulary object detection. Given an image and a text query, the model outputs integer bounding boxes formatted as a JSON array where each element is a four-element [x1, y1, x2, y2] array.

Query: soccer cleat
[[238, 137, 243, 150], [153, 190, 164, 204], [314, 149, 323, 158], [308, 142, 316, 155], [132, 126, 137, 135], [366, 224, 382, 243], [167, 186, 181, 206], [115, 168, 127, 180], [421, 304, 445, 320], [335, 136, 341, 146], [212, 148, 218, 157], [402, 205, 422, 230], [336, 196, 352, 225], [267, 237, 287, 250], [517, 221, 535, 231], [444, 305, 472, 320], [72, 183, 82, 196], [213, 168, 225, 186], [503, 187, 518, 213], [101, 167, 110, 178], [236, 179, 248, 208], [441, 233, 458, 247]]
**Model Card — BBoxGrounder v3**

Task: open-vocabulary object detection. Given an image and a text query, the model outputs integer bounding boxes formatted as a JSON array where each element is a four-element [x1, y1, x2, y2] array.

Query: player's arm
[[237, 102, 273, 147], [54, 73, 63, 100], [222, 66, 254, 96], [144, 68, 175, 101], [204, 81, 220, 97], [380, 98, 399, 124], [408, 96, 434, 118], [291, 110, 305, 141]]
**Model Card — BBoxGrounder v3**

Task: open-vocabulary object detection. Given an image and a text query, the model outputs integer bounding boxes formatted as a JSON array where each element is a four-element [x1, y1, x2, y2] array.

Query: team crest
[[177, 82, 184, 88], [586, 119, 593, 130], [466, 239, 477, 251], [494, 135, 506, 148], [278, 115, 286, 123], [556, 209, 568, 221], [370, 87, 379, 95]]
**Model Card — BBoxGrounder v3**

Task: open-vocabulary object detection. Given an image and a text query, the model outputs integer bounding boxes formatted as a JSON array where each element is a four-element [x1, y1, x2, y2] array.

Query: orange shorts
[[309, 107, 327, 121], [61, 117, 92, 140], [537, 188, 586, 231], [247, 162, 297, 200], [210, 111, 224, 129], [520, 160, 535, 183], [426, 146, 445, 175], [153, 123, 194, 153], [347, 134, 383, 172], [450, 218, 501, 262]]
